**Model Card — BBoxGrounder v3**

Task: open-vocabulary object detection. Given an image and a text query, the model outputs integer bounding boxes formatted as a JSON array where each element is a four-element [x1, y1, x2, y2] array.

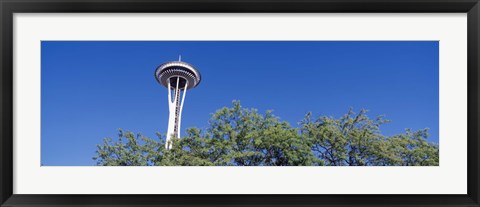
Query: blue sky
[[41, 41, 439, 166]]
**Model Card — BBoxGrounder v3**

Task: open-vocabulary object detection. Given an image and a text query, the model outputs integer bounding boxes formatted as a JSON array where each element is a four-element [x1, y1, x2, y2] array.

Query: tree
[[299, 109, 439, 166], [205, 101, 319, 166], [93, 129, 164, 166], [371, 129, 439, 166], [93, 101, 438, 166]]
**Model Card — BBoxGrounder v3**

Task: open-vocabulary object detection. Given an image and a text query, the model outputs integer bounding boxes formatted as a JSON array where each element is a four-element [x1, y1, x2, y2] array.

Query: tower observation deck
[[155, 58, 201, 149]]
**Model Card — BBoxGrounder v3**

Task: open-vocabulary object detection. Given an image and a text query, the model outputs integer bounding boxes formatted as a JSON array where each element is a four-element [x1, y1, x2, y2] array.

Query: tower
[[155, 58, 201, 149]]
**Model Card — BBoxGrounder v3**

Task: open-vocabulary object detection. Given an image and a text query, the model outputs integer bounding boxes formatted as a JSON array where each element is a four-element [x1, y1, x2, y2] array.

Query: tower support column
[[166, 77, 188, 149]]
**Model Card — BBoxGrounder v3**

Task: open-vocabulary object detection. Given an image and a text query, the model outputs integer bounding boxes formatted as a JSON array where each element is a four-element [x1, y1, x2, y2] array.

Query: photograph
[[3, 1, 478, 206], [41, 41, 439, 166]]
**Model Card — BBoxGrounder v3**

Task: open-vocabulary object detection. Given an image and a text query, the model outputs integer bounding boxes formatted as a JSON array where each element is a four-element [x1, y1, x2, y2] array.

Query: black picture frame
[[1, 0, 479, 206]]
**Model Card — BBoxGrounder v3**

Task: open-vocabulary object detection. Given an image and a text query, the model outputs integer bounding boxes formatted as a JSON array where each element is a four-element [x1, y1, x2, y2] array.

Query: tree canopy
[[93, 101, 439, 166]]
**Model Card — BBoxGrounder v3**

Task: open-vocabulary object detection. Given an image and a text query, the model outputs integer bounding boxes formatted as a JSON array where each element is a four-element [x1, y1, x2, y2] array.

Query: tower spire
[[179, 55, 181, 61]]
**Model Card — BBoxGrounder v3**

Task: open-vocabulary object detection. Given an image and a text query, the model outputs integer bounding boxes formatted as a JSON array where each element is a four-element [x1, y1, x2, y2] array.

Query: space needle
[[155, 57, 201, 149]]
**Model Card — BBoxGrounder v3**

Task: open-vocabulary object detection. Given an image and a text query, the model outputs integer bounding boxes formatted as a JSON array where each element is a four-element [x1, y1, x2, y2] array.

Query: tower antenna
[[178, 55, 181, 61]]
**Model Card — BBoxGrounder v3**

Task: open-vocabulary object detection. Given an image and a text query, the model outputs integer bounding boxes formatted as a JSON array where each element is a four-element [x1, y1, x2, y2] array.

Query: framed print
[[1, 0, 479, 206]]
